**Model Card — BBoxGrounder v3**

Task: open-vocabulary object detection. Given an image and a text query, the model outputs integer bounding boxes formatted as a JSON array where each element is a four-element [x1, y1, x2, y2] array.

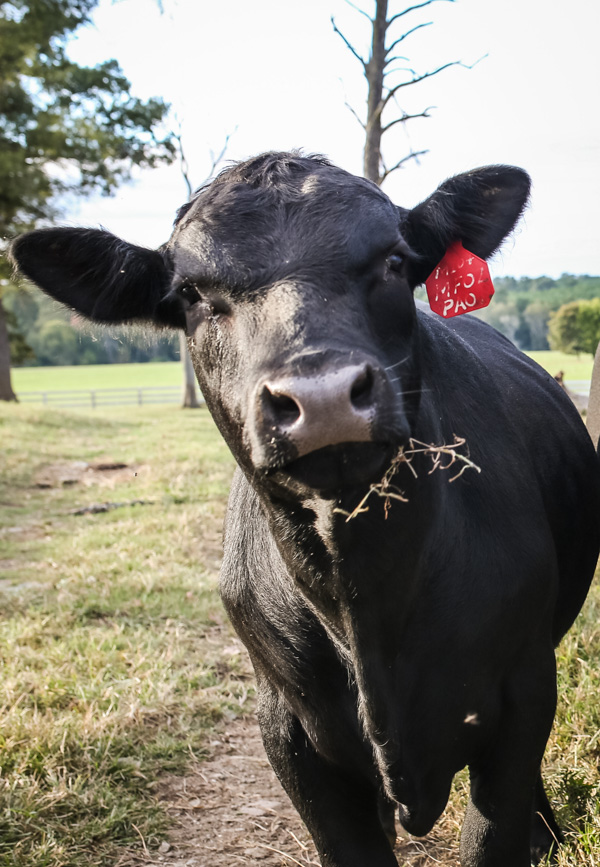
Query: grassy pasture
[[527, 350, 594, 382], [12, 362, 182, 393], [1, 392, 600, 864], [0, 403, 240, 866]]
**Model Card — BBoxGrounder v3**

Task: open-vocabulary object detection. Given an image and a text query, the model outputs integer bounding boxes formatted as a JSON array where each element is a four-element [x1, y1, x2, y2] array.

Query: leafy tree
[[473, 275, 600, 351], [33, 319, 79, 366], [522, 302, 551, 351], [0, 0, 176, 400], [5, 279, 180, 366], [577, 299, 600, 356], [548, 302, 583, 354], [548, 299, 600, 356]]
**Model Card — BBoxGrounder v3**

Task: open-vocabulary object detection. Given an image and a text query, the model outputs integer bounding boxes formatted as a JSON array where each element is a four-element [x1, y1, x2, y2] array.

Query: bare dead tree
[[333, 0, 469, 185], [172, 124, 235, 408]]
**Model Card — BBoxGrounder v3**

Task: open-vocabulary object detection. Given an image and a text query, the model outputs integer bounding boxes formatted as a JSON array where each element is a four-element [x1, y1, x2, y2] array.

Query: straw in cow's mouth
[[334, 435, 481, 522]]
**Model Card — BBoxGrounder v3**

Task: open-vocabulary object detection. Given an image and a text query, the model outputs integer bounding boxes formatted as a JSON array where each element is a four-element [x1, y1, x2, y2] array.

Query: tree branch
[[207, 127, 237, 180], [380, 149, 429, 183], [342, 0, 373, 22], [384, 61, 417, 77], [385, 54, 409, 64], [331, 17, 367, 69], [345, 100, 367, 130], [388, 0, 455, 26], [173, 117, 193, 199], [381, 107, 434, 133], [382, 60, 467, 109], [385, 22, 431, 58]]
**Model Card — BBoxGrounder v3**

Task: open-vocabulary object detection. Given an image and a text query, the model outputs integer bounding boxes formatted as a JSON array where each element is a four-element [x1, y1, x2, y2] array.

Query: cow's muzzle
[[247, 360, 408, 484], [260, 363, 375, 457]]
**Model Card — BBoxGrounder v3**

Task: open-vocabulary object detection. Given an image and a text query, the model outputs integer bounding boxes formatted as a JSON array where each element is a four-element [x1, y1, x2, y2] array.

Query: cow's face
[[10, 153, 530, 500], [166, 161, 420, 494]]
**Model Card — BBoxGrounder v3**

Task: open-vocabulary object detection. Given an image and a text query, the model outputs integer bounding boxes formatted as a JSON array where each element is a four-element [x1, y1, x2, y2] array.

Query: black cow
[[11, 153, 600, 867]]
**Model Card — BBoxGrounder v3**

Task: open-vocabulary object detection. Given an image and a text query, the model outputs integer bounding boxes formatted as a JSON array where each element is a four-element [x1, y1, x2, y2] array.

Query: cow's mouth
[[275, 441, 396, 494]]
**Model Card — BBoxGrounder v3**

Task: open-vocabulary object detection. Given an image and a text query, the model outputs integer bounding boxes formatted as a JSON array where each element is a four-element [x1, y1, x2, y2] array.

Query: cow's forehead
[[168, 169, 404, 287]]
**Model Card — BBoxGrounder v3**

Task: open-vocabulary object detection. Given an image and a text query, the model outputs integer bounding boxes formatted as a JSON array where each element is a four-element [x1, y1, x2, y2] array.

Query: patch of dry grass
[[0, 403, 241, 865], [1, 402, 599, 865]]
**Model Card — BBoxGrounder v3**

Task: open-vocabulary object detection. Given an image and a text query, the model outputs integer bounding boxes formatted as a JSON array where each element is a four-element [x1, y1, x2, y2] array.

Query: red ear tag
[[425, 241, 494, 318]]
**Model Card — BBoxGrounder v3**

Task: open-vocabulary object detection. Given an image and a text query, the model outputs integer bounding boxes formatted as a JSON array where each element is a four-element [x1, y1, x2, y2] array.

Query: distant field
[[12, 351, 594, 398], [527, 351, 594, 382], [12, 361, 182, 393]]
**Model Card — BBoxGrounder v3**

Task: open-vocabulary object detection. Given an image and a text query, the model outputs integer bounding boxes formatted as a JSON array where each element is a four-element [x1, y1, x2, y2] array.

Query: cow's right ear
[[401, 166, 531, 288], [9, 228, 185, 329]]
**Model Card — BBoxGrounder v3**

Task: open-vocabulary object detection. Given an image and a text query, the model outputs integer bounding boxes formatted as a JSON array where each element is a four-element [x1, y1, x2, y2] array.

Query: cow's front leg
[[460, 649, 558, 867], [256, 680, 398, 867], [530, 772, 563, 863]]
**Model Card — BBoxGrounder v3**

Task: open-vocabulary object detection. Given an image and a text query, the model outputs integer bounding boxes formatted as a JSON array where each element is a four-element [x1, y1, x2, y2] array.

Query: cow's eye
[[387, 253, 404, 273], [178, 282, 202, 304]]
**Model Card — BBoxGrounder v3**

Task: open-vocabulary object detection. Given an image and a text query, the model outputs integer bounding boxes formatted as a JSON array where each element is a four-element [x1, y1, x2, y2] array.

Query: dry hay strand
[[334, 436, 481, 522]]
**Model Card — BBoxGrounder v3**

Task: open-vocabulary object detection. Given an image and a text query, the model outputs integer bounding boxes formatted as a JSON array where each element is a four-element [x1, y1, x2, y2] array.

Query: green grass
[[527, 351, 594, 382], [435, 586, 600, 866], [0, 403, 239, 866], [2, 398, 600, 865], [550, 594, 600, 866], [12, 362, 181, 393]]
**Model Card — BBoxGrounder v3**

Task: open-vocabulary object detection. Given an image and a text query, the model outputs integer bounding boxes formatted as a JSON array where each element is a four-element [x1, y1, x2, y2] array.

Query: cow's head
[[10, 152, 529, 499]]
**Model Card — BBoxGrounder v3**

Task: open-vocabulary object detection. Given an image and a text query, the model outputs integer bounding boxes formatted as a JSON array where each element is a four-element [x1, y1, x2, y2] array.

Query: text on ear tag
[[425, 241, 494, 318]]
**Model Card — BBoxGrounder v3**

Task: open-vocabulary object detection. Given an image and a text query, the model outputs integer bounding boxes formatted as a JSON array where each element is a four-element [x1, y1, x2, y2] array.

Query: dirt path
[[139, 715, 320, 867], [119, 710, 457, 867], [119, 682, 458, 867]]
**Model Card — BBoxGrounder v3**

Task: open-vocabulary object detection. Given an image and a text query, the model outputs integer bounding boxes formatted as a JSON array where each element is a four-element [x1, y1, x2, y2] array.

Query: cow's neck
[[261, 448, 444, 637], [260, 460, 447, 791]]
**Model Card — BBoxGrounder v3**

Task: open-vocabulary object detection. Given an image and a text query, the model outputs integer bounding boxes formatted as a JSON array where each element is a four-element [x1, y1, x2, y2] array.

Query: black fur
[[10, 228, 183, 328]]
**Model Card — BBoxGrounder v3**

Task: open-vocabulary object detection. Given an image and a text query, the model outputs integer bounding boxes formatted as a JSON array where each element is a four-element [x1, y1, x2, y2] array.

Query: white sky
[[69, 0, 600, 278]]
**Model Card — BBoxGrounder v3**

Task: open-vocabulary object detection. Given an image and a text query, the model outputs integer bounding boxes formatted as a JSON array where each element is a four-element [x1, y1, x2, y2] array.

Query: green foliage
[[3, 282, 179, 366], [0, 0, 178, 388], [5, 305, 34, 363], [578, 299, 600, 356], [475, 274, 600, 350], [34, 318, 79, 365], [548, 299, 600, 356], [548, 302, 585, 355], [0, 0, 175, 237]]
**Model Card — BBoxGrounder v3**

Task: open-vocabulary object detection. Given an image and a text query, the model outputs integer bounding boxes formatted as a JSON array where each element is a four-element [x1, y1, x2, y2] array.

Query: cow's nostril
[[350, 365, 374, 409], [262, 386, 302, 425]]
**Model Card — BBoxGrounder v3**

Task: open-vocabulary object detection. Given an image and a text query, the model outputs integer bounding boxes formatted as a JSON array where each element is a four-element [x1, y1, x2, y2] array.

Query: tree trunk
[[363, 0, 388, 184], [587, 341, 600, 449], [179, 331, 201, 408], [0, 297, 18, 402]]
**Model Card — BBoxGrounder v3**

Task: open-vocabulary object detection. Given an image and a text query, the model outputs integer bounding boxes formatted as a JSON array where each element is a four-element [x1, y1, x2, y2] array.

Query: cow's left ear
[[9, 227, 185, 329], [401, 166, 531, 288]]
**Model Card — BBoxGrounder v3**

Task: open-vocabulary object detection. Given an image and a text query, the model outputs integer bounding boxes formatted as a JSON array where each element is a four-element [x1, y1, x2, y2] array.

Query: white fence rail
[[17, 386, 204, 408], [17, 381, 591, 409], [568, 380, 591, 396]]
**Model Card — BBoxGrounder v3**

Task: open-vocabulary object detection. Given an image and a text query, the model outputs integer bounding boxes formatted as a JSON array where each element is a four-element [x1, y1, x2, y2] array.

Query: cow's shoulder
[[416, 304, 575, 421]]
